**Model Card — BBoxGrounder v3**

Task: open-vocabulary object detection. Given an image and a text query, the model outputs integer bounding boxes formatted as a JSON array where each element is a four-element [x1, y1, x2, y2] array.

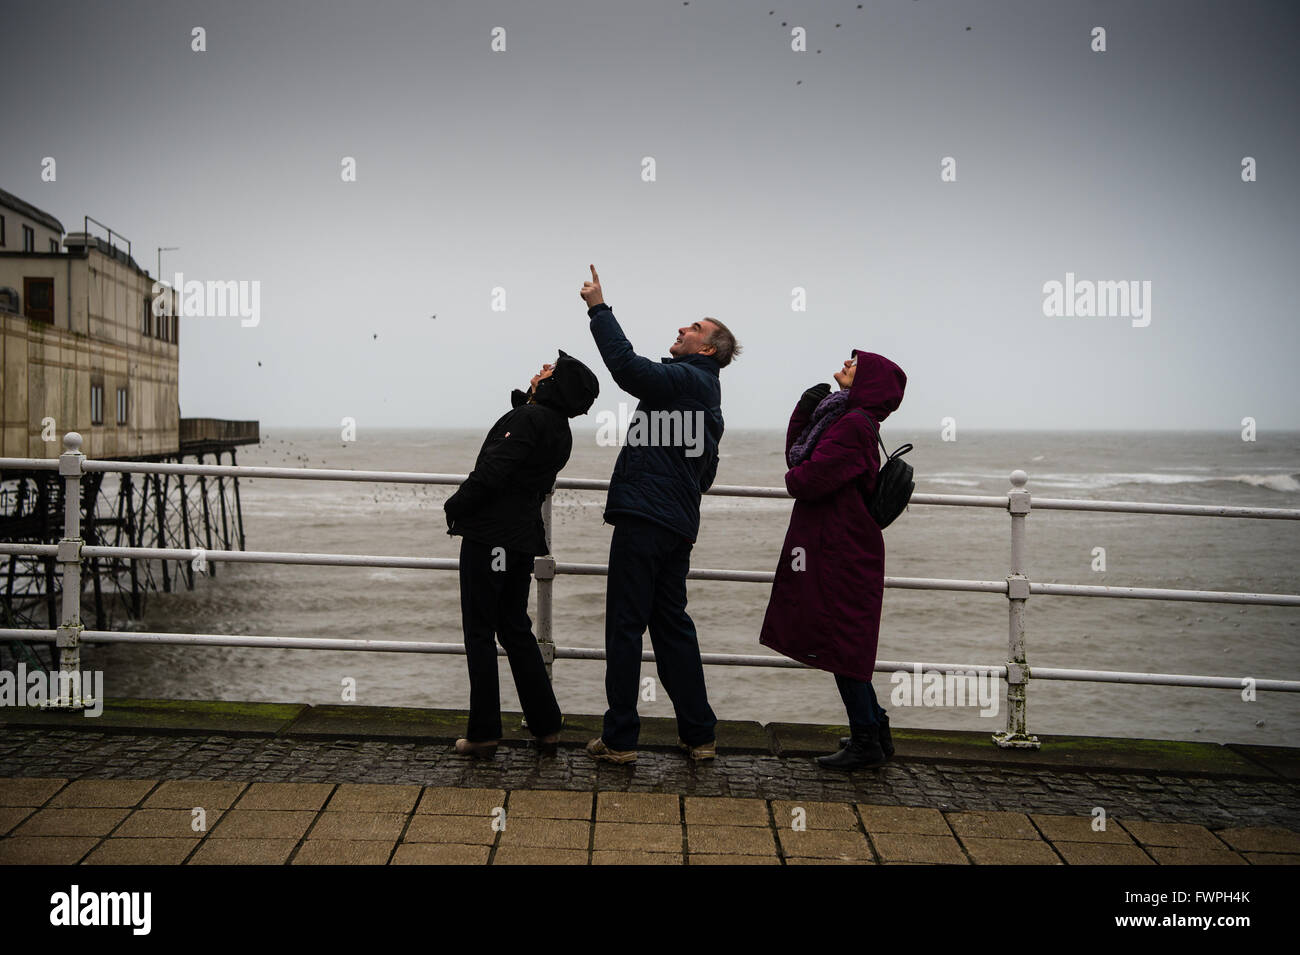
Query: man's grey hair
[[702, 317, 741, 368]]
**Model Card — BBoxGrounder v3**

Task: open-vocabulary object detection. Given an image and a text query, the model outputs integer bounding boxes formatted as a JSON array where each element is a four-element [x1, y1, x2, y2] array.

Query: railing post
[[535, 486, 556, 681], [994, 469, 1039, 748], [48, 432, 89, 711]]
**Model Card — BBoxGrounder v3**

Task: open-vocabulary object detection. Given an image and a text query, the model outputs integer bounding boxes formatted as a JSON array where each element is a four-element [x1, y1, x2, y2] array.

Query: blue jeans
[[835, 674, 886, 733]]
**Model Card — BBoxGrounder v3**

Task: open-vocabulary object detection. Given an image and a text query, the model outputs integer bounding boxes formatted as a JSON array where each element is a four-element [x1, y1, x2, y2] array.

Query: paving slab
[[84, 837, 199, 865], [592, 850, 682, 865], [391, 843, 490, 865], [507, 789, 592, 820], [960, 837, 1062, 865], [1052, 842, 1154, 865], [0, 836, 99, 865], [0, 807, 34, 836], [210, 810, 316, 840], [1030, 814, 1134, 844], [14, 807, 129, 837], [771, 800, 858, 831], [684, 796, 768, 827], [114, 808, 221, 838], [403, 814, 495, 845], [235, 782, 334, 811], [0, 778, 66, 806], [1214, 826, 1300, 853], [593, 822, 681, 853], [308, 811, 407, 842], [144, 780, 247, 810], [49, 778, 157, 808], [1145, 846, 1247, 865], [858, 804, 951, 835], [596, 792, 680, 824], [491, 847, 586, 865], [497, 817, 589, 850], [189, 838, 297, 865], [686, 824, 777, 856], [325, 783, 421, 813], [291, 840, 395, 865], [1242, 852, 1300, 865], [871, 832, 968, 864], [1120, 820, 1228, 850], [417, 787, 505, 816], [944, 810, 1038, 840], [779, 828, 874, 861], [689, 853, 781, 865]]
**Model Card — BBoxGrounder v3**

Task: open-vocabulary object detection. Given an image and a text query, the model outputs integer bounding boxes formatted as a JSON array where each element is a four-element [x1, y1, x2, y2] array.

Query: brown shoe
[[454, 738, 499, 760], [586, 737, 637, 764], [678, 738, 716, 761]]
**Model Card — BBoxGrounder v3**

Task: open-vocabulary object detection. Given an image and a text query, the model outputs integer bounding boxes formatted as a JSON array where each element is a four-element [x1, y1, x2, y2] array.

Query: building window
[[91, 384, 104, 426], [22, 225, 34, 252], [23, 277, 54, 324], [142, 297, 152, 337], [49, 238, 59, 253], [1, 215, 6, 246], [117, 387, 128, 425]]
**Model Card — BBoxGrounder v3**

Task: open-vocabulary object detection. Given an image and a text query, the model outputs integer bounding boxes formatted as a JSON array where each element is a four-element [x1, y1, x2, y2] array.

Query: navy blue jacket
[[587, 303, 724, 542]]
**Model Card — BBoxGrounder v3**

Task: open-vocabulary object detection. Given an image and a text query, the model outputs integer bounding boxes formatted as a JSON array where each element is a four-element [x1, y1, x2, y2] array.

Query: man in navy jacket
[[579, 265, 740, 762]]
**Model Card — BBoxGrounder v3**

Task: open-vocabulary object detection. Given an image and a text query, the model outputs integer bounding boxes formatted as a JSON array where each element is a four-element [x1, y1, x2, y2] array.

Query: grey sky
[[4, 0, 1297, 431]]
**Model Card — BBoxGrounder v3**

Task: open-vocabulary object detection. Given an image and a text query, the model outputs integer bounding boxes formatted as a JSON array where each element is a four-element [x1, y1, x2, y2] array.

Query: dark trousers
[[458, 537, 562, 741], [602, 517, 717, 750], [835, 674, 886, 733]]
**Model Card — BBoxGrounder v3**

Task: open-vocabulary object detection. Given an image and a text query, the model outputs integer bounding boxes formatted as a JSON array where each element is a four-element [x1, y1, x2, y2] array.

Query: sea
[[90, 427, 1300, 747]]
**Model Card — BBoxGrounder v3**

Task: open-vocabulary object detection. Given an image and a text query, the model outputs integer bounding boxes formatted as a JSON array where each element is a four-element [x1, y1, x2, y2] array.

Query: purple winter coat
[[758, 350, 908, 681]]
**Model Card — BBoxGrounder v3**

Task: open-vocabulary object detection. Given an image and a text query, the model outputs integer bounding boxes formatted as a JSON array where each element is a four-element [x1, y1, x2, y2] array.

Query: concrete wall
[[0, 249, 179, 460]]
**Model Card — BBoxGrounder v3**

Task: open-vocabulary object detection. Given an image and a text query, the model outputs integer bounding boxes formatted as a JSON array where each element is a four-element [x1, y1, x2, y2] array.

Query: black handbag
[[850, 410, 915, 529]]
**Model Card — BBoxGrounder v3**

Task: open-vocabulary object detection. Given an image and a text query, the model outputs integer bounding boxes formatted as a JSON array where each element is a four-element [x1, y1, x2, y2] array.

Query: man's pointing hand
[[580, 264, 604, 309]]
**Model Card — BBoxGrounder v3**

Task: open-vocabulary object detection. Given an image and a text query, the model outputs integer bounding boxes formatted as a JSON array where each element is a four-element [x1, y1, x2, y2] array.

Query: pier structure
[[0, 188, 257, 669]]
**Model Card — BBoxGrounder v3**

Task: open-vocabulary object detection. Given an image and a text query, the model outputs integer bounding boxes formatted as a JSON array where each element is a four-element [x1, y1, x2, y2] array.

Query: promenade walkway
[[1, 699, 1297, 865]]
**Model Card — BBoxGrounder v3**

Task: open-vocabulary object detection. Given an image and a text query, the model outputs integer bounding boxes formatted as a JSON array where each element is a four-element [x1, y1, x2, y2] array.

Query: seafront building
[[0, 187, 256, 644]]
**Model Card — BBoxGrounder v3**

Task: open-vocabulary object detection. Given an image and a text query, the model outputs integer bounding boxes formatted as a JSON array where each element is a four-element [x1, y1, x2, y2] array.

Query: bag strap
[[851, 409, 913, 463]]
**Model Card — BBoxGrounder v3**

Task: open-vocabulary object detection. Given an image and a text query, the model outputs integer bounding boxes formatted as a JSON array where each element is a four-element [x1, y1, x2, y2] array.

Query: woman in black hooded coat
[[444, 350, 599, 757]]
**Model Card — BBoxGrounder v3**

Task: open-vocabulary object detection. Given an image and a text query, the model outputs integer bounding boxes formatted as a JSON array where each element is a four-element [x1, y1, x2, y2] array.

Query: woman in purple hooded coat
[[759, 349, 907, 770]]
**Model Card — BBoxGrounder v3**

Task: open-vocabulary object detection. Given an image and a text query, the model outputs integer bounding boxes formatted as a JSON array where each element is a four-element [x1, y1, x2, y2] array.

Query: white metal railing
[[1, 432, 1298, 749]]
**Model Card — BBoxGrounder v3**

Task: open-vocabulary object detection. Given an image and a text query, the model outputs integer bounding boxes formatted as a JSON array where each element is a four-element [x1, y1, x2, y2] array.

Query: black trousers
[[458, 537, 562, 741], [602, 516, 717, 749]]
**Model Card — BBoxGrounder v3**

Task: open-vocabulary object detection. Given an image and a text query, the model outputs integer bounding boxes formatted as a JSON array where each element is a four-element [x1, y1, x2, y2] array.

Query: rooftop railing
[[2, 432, 1298, 748]]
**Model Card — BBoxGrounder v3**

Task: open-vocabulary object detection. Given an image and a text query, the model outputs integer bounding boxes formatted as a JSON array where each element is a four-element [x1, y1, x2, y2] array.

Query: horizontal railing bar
[[1030, 581, 1300, 606], [1028, 496, 1300, 520], [1026, 665, 1300, 691], [3, 542, 1295, 605], [5, 628, 1296, 691], [5, 455, 1299, 520]]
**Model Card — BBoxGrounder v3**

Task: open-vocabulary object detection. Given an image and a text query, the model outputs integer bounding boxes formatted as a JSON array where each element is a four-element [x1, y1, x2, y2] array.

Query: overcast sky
[[4, 0, 1297, 431]]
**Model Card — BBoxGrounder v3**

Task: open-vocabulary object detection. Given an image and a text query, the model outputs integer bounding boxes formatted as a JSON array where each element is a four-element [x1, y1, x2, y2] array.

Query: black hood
[[524, 349, 600, 418]]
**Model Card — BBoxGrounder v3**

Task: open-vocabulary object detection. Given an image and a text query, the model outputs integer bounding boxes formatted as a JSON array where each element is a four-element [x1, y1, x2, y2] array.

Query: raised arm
[[587, 303, 691, 403]]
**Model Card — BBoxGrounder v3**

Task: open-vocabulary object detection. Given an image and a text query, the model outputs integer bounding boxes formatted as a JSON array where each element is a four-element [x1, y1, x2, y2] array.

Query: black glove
[[797, 382, 832, 417]]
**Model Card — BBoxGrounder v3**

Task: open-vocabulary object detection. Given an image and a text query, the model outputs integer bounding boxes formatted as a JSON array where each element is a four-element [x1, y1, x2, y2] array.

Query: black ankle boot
[[819, 726, 886, 771], [839, 714, 894, 760]]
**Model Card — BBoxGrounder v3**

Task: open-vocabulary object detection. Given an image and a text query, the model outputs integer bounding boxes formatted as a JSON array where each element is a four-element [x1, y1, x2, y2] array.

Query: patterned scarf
[[787, 388, 852, 467]]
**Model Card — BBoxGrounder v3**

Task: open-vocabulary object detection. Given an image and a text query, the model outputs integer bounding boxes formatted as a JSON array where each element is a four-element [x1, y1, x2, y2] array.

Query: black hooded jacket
[[444, 351, 599, 555]]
